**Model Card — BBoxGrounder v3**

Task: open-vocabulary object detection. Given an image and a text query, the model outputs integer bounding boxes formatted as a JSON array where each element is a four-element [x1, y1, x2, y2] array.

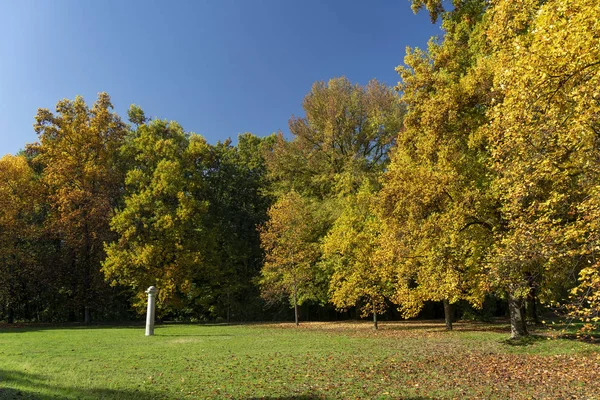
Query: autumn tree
[[266, 77, 404, 199], [259, 191, 323, 325], [397, 0, 600, 338], [379, 0, 493, 330], [0, 155, 43, 322], [323, 182, 390, 329], [262, 77, 404, 316], [29, 93, 128, 323], [409, 0, 445, 23], [484, 0, 600, 336]]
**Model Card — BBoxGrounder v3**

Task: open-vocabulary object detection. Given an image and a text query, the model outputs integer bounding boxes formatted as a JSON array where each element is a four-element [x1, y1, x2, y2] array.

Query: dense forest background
[[1, 0, 598, 339]]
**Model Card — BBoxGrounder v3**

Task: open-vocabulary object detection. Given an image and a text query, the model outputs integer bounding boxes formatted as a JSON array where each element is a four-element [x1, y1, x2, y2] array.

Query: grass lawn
[[0, 321, 598, 399]]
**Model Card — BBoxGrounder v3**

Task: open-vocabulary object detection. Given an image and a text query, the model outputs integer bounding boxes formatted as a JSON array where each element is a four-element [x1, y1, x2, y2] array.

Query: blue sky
[[0, 0, 441, 156]]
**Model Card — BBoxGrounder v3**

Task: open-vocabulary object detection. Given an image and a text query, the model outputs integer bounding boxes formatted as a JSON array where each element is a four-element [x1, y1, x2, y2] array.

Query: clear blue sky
[[0, 0, 440, 156]]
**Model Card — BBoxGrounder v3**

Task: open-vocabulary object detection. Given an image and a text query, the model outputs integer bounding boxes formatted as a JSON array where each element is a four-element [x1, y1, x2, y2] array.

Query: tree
[[30, 93, 128, 323], [259, 191, 321, 325], [199, 133, 275, 321], [102, 116, 212, 315], [484, 0, 600, 337], [323, 182, 390, 329], [262, 77, 404, 315], [266, 77, 404, 199], [379, 0, 493, 330], [409, 0, 445, 23], [0, 155, 42, 323]]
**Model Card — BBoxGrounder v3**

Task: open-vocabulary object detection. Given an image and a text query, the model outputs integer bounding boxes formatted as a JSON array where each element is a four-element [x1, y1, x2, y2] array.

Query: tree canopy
[[1, 0, 599, 338]]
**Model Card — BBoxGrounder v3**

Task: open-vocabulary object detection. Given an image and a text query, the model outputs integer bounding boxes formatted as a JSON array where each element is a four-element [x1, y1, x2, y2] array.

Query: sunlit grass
[[0, 321, 598, 399]]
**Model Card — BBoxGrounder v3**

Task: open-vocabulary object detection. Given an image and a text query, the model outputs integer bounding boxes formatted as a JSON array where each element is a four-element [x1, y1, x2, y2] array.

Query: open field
[[0, 321, 598, 399]]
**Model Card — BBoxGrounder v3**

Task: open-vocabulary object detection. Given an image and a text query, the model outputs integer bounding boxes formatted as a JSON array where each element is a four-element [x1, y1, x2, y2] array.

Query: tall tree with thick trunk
[[484, 0, 600, 337], [379, 0, 494, 329]]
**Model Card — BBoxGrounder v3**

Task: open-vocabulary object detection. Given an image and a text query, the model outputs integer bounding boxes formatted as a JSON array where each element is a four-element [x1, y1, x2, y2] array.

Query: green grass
[[0, 321, 598, 399]]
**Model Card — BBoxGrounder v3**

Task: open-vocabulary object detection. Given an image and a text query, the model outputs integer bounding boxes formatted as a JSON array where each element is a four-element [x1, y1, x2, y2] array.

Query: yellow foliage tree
[[484, 0, 600, 336], [379, 0, 493, 330], [323, 182, 390, 329], [259, 191, 322, 325], [0, 155, 41, 323]]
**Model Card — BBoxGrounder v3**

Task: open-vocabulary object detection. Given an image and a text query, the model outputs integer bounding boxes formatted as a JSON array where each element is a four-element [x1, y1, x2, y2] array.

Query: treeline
[[0, 96, 275, 323], [258, 0, 600, 338], [1, 0, 599, 338]]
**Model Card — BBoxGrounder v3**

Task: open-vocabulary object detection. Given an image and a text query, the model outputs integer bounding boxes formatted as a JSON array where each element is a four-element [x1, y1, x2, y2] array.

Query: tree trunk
[[84, 306, 91, 324], [526, 279, 540, 324], [443, 299, 453, 331], [293, 280, 299, 327], [520, 303, 527, 333], [83, 224, 92, 325], [226, 290, 231, 324], [508, 293, 528, 339], [7, 251, 15, 324], [372, 302, 378, 330], [527, 294, 539, 324], [7, 304, 14, 324]]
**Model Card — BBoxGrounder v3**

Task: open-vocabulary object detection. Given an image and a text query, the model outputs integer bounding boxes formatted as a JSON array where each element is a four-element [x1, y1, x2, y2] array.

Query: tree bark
[[526, 294, 539, 324], [443, 299, 453, 331], [372, 302, 378, 330], [520, 303, 527, 333], [508, 293, 528, 339], [526, 278, 540, 324], [293, 279, 299, 327], [7, 250, 16, 324]]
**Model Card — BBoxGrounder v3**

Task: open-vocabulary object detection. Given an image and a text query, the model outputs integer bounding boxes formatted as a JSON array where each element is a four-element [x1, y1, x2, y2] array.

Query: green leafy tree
[[199, 133, 275, 321], [103, 116, 212, 315]]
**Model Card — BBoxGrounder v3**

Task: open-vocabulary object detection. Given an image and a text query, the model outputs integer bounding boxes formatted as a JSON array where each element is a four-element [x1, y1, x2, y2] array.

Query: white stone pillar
[[145, 286, 157, 336]]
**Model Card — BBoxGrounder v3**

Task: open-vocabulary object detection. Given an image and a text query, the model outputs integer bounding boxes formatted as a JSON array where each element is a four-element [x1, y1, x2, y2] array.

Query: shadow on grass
[[551, 333, 600, 344], [0, 368, 161, 399], [500, 334, 548, 347], [0, 321, 262, 333], [0, 321, 146, 333], [155, 333, 234, 337]]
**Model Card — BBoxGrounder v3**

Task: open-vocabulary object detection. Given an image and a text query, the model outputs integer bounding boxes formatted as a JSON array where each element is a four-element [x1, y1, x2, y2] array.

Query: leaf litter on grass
[[253, 321, 600, 399]]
